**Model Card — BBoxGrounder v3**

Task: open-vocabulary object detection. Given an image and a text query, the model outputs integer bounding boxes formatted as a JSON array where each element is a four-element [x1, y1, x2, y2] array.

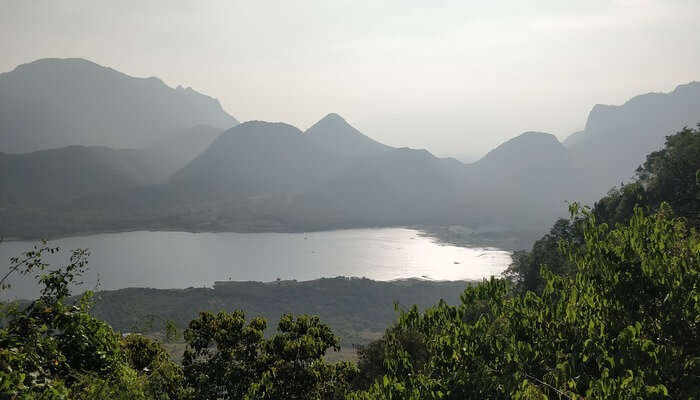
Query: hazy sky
[[2, 0, 699, 161]]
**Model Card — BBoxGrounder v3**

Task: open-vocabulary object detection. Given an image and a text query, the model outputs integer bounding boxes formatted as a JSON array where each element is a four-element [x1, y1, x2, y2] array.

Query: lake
[[0, 228, 511, 300]]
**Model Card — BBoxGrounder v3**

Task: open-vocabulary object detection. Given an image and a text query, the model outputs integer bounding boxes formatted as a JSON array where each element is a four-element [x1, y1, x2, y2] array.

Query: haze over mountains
[[1, 58, 698, 245], [0, 58, 236, 153], [564, 81, 700, 198]]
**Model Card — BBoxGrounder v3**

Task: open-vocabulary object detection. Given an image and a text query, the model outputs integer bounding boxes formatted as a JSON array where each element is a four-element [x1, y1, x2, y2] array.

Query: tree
[[636, 124, 700, 227], [350, 204, 699, 399], [182, 311, 357, 400], [353, 326, 428, 391], [510, 124, 700, 294], [182, 310, 266, 399], [122, 334, 188, 399], [164, 320, 179, 343], [0, 245, 185, 399], [506, 218, 579, 293], [248, 314, 358, 400]]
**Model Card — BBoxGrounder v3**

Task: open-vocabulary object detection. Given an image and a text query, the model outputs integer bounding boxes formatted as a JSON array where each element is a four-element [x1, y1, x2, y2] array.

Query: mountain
[[0, 146, 164, 209], [173, 121, 339, 196], [305, 113, 393, 157], [467, 132, 583, 229], [142, 124, 224, 182], [172, 114, 392, 197], [0, 58, 237, 153], [565, 81, 700, 198], [1, 64, 698, 244], [173, 117, 465, 229], [287, 147, 468, 229]]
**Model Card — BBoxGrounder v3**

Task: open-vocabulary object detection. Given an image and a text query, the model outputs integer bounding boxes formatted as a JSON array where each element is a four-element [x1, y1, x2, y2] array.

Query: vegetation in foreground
[[1, 126, 699, 398]]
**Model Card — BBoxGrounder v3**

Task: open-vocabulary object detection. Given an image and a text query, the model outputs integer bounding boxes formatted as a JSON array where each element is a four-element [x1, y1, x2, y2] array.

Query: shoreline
[[4, 275, 484, 303], [2, 224, 529, 251]]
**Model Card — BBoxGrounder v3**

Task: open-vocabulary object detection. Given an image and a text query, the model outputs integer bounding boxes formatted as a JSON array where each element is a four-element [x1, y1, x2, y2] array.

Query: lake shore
[[0, 228, 512, 300], [4, 223, 537, 252]]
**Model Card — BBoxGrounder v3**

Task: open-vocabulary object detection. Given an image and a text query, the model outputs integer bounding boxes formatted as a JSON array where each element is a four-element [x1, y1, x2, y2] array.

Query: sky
[[1, 0, 699, 161]]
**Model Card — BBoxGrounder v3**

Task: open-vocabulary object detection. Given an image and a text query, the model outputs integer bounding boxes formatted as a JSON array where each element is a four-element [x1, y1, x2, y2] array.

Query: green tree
[[353, 326, 428, 391], [0, 245, 183, 399], [164, 320, 179, 343], [636, 124, 700, 227], [510, 124, 700, 294], [182, 311, 357, 399], [122, 334, 188, 399], [350, 204, 699, 399], [248, 314, 358, 400], [506, 218, 579, 293], [182, 310, 266, 399]]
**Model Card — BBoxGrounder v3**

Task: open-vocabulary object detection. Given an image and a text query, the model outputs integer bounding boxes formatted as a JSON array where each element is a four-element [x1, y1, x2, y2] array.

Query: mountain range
[[1, 58, 698, 246], [565, 81, 700, 198], [0, 58, 236, 153]]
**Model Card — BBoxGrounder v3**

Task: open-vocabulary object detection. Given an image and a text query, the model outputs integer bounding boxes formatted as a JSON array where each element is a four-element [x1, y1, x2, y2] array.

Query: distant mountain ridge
[[564, 81, 700, 198], [0, 58, 697, 245], [467, 131, 584, 228], [173, 121, 336, 195], [143, 124, 224, 182], [0, 58, 237, 153], [305, 113, 393, 157], [0, 146, 163, 208]]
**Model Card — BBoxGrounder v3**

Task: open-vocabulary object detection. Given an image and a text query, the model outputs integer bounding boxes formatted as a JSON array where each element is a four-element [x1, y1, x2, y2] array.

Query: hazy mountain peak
[[319, 112, 347, 123], [234, 120, 303, 136], [582, 81, 700, 133], [491, 131, 561, 151], [307, 113, 353, 132], [305, 113, 392, 157], [671, 80, 700, 94], [173, 120, 331, 195], [475, 131, 564, 167], [13, 57, 102, 71], [564, 80, 700, 199], [0, 58, 238, 153], [516, 131, 558, 140]]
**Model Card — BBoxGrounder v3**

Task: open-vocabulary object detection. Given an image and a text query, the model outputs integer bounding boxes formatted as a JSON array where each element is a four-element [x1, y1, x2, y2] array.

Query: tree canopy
[[350, 204, 699, 398]]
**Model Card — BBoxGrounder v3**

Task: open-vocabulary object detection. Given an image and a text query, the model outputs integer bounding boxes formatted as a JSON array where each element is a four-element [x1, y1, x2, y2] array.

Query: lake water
[[0, 228, 511, 300]]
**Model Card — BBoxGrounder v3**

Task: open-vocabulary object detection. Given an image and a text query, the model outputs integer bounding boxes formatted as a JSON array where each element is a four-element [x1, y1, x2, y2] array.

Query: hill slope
[[305, 113, 393, 157], [565, 81, 700, 198], [0, 58, 237, 153], [142, 124, 224, 182], [287, 147, 467, 229], [466, 132, 583, 229], [173, 121, 337, 196], [0, 146, 165, 208]]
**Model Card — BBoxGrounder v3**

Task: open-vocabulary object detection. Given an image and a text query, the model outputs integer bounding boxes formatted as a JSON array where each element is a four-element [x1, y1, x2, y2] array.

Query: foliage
[[2, 245, 361, 399], [0, 240, 57, 292], [636, 124, 700, 226], [349, 204, 700, 398], [182, 310, 266, 399], [122, 334, 188, 399], [164, 320, 179, 343], [353, 326, 429, 391], [592, 182, 648, 228], [182, 311, 357, 399], [0, 246, 186, 399], [510, 125, 700, 293], [506, 218, 580, 293]]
